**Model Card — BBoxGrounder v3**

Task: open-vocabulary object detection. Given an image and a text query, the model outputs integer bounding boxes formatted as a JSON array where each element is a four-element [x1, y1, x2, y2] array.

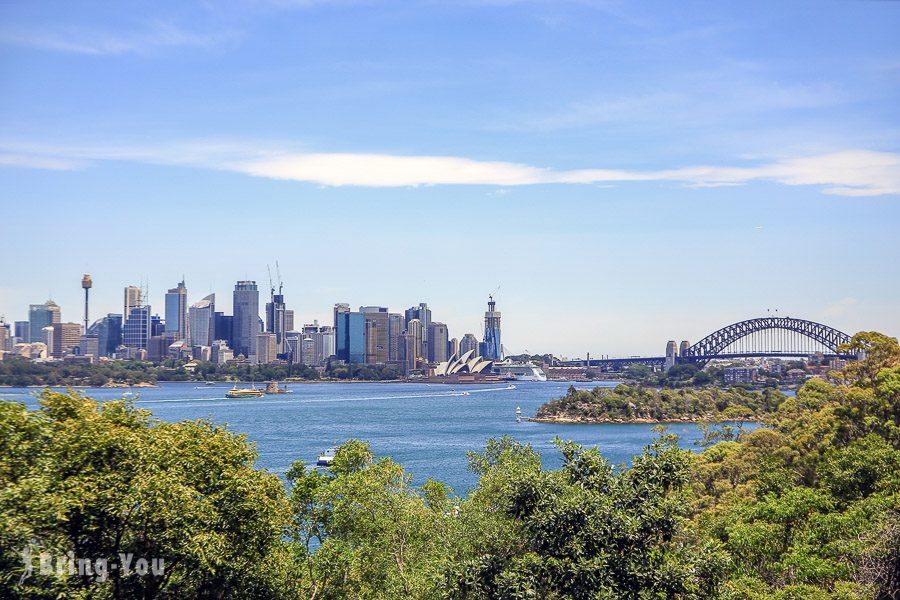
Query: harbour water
[[3, 381, 755, 494]]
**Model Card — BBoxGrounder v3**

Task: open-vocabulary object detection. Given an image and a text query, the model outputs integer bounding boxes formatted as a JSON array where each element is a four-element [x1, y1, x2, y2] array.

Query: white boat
[[316, 448, 335, 468], [493, 361, 547, 382], [506, 384, 517, 390], [515, 406, 523, 423]]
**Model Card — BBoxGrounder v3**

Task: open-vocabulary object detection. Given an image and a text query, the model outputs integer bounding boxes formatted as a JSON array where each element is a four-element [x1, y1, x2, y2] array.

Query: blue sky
[[1, 0, 898, 357]]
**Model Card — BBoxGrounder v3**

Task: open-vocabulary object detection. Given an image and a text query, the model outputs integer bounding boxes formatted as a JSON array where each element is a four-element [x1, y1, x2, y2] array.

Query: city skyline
[[0, 271, 890, 360], [1, 1, 899, 356]]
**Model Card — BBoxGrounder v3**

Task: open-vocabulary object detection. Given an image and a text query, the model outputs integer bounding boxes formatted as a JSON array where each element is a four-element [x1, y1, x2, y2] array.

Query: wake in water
[[132, 386, 515, 406]]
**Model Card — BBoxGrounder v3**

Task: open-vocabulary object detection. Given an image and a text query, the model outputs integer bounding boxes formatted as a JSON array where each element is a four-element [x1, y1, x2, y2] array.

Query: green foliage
[[536, 384, 784, 423], [691, 333, 900, 599], [0, 390, 291, 599], [447, 436, 727, 599], [0, 356, 324, 387], [1, 330, 898, 599], [286, 440, 452, 599]]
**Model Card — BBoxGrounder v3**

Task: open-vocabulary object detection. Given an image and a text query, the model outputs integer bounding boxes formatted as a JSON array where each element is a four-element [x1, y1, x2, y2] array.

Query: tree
[[446, 436, 727, 599], [0, 390, 291, 599]]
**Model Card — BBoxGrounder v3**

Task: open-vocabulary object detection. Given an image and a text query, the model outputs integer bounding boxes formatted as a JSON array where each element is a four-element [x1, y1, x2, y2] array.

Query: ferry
[[226, 384, 264, 399], [316, 448, 335, 468], [493, 361, 548, 382]]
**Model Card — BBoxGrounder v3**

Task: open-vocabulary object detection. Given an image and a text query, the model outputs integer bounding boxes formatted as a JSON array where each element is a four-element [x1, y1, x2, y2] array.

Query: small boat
[[316, 448, 335, 468], [515, 406, 523, 423], [204, 381, 216, 386], [506, 384, 517, 390], [226, 384, 264, 399], [462, 391, 470, 396], [265, 381, 290, 394]]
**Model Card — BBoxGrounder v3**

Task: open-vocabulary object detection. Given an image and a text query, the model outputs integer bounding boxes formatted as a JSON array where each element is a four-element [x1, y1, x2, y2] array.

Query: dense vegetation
[[0, 357, 404, 387], [1, 331, 897, 599], [534, 384, 785, 423]]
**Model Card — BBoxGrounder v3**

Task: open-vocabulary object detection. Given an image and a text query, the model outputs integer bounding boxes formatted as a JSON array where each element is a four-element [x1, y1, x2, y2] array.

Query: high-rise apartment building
[[403, 318, 424, 373], [334, 304, 365, 364], [164, 280, 189, 341], [188, 294, 215, 347], [299, 336, 317, 367], [51, 322, 81, 358], [404, 303, 431, 361], [233, 281, 259, 360], [284, 309, 295, 333], [481, 296, 502, 360], [256, 332, 277, 364], [388, 313, 404, 362], [428, 322, 449, 363], [460, 333, 480, 357], [29, 300, 61, 344]]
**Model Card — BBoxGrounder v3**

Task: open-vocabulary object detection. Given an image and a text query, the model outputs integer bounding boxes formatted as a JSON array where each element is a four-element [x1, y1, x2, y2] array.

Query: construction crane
[[275, 260, 283, 295], [266, 264, 275, 301]]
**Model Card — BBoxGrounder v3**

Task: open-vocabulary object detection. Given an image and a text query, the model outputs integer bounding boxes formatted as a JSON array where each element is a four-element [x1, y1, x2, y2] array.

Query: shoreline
[[529, 414, 758, 424]]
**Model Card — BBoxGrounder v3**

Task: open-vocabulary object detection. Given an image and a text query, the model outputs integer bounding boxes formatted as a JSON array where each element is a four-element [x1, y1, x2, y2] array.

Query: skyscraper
[[460, 333, 480, 357], [361, 306, 390, 364], [449, 337, 459, 359], [164, 280, 189, 341], [481, 295, 502, 360], [233, 281, 259, 360], [96, 314, 123, 357], [123, 306, 151, 350], [388, 313, 404, 363], [214, 312, 234, 348], [51, 322, 81, 358], [14, 321, 29, 343], [29, 300, 61, 344], [256, 332, 277, 364], [0, 319, 10, 352], [188, 294, 215, 347], [404, 318, 424, 373], [265, 292, 287, 357], [427, 322, 449, 363], [334, 304, 365, 364], [405, 303, 431, 362], [124, 286, 142, 322]]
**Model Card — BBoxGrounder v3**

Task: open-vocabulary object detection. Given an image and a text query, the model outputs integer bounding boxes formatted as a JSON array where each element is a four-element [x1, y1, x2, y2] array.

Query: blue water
[[2, 381, 755, 495]]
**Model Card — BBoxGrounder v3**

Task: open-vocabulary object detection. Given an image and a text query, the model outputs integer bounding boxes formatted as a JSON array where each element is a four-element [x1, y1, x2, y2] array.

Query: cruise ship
[[493, 361, 547, 382]]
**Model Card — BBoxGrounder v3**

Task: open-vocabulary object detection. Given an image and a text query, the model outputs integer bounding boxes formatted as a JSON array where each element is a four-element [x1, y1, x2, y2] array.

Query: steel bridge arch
[[680, 317, 853, 365]]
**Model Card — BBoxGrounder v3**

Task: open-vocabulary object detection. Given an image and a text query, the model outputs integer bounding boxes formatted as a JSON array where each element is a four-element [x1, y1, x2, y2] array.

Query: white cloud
[[0, 21, 236, 55], [2, 138, 898, 196], [0, 153, 84, 171], [231, 149, 900, 195]]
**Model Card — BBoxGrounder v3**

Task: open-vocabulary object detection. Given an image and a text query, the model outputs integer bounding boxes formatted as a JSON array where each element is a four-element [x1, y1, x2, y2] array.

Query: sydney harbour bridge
[[560, 316, 859, 370]]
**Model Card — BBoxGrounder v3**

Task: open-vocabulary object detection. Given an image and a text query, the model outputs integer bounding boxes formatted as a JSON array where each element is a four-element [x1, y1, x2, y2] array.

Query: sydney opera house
[[429, 349, 497, 383]]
